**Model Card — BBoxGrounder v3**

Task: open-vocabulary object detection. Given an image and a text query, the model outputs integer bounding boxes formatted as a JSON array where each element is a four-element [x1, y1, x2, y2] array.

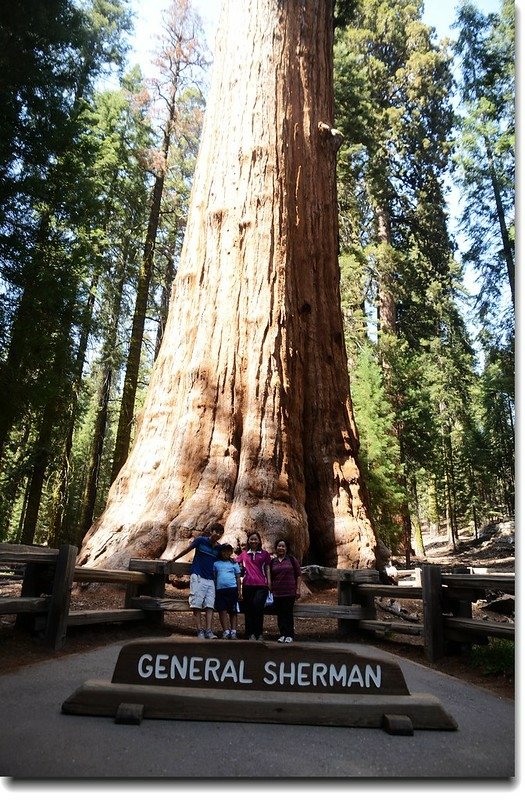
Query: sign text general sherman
[[111, 639, 409, 695]]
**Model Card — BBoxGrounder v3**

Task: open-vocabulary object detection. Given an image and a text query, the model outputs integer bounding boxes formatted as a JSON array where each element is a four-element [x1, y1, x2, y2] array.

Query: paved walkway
[[0, 640, 515, 779]]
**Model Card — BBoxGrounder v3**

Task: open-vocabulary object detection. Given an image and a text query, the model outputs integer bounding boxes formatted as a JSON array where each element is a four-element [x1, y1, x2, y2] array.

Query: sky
[[126, 0, 517, 340], [129, 0, 505, 73], [127, 0, 508, 302]]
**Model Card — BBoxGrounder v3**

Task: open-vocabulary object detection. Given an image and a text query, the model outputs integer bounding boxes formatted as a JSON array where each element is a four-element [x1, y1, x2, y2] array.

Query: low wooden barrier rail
[[0, 543, 78, 649], [0, 544, 514, 659]]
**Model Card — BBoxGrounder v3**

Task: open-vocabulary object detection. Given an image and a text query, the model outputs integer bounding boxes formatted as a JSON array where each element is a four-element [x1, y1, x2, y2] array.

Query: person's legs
[[280, 596, 295, 639], [200, 579, 216, 637], [251, 587, 268, 638], [190, 575, 217, 637], [205, 606, 214, 630], [274, 596, 286, 638], [242, 585, 256, 637], [192, 608, 204, 633], [189, 574, 206, 635]]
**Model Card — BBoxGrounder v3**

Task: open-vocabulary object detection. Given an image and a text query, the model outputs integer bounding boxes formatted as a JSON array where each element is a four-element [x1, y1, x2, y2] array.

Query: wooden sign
[[62, 637, 458, 732], [111, 639, 409, 696]]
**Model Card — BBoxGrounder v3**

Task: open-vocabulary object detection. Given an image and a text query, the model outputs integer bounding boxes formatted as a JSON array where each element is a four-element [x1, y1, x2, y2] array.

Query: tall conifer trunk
[[484, 137, 515, 307], [375, 202, 412, 561], [79, 0, 376, 570]]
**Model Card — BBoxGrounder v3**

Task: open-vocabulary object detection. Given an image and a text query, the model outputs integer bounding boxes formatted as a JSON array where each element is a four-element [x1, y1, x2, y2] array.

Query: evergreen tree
[[453, 0, 515, 329], [334, 0, 456, 557], [351, 344, 405, 547], [111, 0, 208, 479], [154, 86, 205, 357], [0, 0, 132, 542], [56, 70, 153, 543]]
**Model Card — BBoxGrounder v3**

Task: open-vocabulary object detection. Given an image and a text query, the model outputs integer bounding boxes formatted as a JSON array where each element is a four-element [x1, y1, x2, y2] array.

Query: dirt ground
[[0, 526, 515, 699]]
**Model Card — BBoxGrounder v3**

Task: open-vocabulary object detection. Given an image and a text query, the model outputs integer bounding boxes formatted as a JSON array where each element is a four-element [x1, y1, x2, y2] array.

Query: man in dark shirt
[[170, 523, 224, 638]]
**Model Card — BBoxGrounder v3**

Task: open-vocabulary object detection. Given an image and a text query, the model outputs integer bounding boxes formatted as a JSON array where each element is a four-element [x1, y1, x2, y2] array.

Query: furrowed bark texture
[[79, 0, 376, 570]]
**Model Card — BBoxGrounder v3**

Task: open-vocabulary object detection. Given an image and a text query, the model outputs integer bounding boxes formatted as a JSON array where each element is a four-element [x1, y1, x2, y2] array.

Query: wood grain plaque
[[111, 637, 409, 695]]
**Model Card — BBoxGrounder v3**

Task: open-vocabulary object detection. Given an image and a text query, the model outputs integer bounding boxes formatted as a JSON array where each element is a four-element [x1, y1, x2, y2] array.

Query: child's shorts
[[215, 587, 239, 613]]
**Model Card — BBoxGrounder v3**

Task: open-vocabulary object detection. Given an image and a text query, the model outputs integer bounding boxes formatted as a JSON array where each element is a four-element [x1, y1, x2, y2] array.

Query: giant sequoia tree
[[78, 0, 376, 571]]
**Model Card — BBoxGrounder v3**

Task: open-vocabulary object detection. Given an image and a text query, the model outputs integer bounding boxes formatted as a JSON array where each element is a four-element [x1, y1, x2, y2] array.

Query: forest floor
[[0, 524, 515, 700]]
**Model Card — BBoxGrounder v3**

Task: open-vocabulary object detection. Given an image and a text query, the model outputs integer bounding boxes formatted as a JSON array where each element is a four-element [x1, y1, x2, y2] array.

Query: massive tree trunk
[[78, 0, 376, 570]]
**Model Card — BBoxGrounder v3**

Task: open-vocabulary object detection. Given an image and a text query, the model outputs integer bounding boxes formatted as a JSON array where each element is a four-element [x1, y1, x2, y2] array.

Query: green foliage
[[0, 1, 210, 544], [0, 0, 85, 215], [453, 0, 515, 334], [351, 344, 405, 548], [339, 252, 368, 366], [0, 0, 515, 555], [467, 337, 515, 517], [334, 0, 457, 353], [0, 1, 136, 542], [470, 639, 514, 678], [333, 0, 360, 29], [335, 0, 464, 551], [335, 0, 514, 550]]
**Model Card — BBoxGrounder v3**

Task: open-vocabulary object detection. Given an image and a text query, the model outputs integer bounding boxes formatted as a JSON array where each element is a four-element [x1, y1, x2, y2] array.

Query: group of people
[[171, 524, 302, 642]]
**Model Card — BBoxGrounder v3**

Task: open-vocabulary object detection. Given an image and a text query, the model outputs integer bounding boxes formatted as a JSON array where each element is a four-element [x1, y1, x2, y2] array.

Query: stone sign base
[[61, 637, 458, 734]]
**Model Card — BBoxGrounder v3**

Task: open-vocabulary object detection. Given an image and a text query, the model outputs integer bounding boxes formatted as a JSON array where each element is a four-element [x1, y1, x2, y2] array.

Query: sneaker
[[249, 634, 257, 640], [277, 636, 286, 643], [197, 629, 205, 638], [222, 630, 231, 639], [204, 630, 218, 639], [257, 635, 264, 641], [284, 637, 293, 643], [230, 630, 237, 639]]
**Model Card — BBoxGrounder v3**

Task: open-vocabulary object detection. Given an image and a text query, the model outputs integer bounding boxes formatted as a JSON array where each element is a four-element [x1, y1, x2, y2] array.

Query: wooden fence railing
[[0, 543, 514, 660]]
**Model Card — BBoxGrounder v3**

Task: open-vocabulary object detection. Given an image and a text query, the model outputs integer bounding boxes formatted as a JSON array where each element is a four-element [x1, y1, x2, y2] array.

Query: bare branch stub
[[318, 121, 344, 151]]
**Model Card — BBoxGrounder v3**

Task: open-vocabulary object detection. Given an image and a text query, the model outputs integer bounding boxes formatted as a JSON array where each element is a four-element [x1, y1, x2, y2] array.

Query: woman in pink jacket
[[236, 531, 271, 640]]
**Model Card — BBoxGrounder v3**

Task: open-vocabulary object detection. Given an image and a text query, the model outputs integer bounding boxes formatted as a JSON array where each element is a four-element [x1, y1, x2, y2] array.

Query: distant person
[[213, 543, 242, 639], [170, 522, 224, 639], [236, 531, 271, 640], [270, 538, 302, 642], [374, 538, 398, 585], [379, 559, 398, 586]]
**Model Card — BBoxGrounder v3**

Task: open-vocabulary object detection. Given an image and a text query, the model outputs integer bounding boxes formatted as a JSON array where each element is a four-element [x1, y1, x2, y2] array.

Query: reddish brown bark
[[376, 206, 397, 338], [78, 0, 376, 570]]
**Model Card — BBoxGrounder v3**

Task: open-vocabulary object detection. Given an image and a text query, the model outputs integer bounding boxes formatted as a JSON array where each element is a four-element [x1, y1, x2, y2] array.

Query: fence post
[[128, 559, 167, 625], [337, 573, 376, 635], [444, 567, 475, 655], [422, 564, 444, 662], [16, 556, 55, 633], [337, 580, 355, 635], [44, 544, 78, 650]]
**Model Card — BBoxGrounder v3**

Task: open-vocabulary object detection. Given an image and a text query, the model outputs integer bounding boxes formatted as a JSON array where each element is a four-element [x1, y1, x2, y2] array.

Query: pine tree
[[0, 0, 132, 541], [56, 71, 153, 543], [111, 0, 209, 480], [334, 0, 456, 558], [453, 0, 515, 327]]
